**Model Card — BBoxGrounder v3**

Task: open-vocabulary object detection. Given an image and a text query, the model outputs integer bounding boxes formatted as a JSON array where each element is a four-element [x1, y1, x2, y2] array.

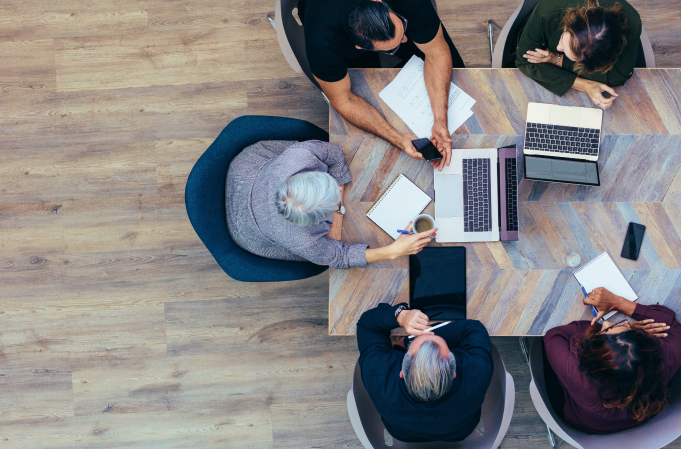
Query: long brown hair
[[575, 324, 667, 421], [561, 0, 628, 75]]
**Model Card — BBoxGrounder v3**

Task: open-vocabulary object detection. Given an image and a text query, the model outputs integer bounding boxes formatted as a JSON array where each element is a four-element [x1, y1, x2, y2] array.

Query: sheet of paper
[[573, 252, 638, 320], [379, 55, 475, 138]]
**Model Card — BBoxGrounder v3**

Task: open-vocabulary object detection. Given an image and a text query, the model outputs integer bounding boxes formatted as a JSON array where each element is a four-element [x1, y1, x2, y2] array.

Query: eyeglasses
[[364, 11, 407, 56], [596, 319, 630, 335]]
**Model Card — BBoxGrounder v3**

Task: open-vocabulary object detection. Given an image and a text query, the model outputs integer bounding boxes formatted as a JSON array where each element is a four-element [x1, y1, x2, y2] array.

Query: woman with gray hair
[[226, 139, 435, 269]]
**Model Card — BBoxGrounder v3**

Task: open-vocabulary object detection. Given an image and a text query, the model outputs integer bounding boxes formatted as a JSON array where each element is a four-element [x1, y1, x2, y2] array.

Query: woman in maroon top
[[544, 287, 681, 434]]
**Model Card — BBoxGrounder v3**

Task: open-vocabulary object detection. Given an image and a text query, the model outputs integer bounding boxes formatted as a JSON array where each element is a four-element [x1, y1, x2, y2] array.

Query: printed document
[[379, 55, 475, 139]]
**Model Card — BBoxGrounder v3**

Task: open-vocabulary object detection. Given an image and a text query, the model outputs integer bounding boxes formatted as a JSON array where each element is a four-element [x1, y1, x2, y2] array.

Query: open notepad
[[573, 252, 638, 320], [366, 174, 432, 240]]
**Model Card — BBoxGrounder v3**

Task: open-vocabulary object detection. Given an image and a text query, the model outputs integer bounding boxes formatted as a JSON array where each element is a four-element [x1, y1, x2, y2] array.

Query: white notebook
[[366, 174, 432, 240], [573, 252, 638, 320]]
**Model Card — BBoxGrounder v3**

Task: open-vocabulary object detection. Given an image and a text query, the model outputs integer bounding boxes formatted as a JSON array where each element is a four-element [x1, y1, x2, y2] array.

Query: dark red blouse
[[544, 304, 681, 434]]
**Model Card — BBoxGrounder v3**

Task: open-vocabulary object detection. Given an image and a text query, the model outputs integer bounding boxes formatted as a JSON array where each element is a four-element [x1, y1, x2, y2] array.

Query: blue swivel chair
[[185, 115, 330, 282]]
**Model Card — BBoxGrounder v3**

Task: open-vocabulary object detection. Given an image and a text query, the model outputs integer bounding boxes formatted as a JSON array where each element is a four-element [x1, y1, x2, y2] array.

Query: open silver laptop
[[433, 147, 519, 243], [523, 102, 603, 161]]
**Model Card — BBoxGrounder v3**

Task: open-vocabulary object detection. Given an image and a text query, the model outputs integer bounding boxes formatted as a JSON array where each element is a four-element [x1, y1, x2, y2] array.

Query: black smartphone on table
[[620, 222, 646, 261], [411, 138, 443, 162]]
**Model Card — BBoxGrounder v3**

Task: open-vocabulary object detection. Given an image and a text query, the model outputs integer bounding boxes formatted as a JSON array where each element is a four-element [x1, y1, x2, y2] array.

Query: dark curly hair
[[561, 0, 628, 75], [575, 323, 667, 421]]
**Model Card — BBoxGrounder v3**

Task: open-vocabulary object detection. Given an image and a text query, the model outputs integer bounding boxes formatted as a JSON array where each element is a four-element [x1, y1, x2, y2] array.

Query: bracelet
[[555, 54, 563, 66]]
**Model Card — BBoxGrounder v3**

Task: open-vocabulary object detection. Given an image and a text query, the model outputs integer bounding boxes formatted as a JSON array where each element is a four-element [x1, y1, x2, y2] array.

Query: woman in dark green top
[[515, 0, 641, 110]]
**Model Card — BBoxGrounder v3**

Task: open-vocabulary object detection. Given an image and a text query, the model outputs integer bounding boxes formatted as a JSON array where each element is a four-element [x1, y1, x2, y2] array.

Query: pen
[[408, 321, 451, 339], [582, 286, 601, 321], [397, 229, 436, 239]]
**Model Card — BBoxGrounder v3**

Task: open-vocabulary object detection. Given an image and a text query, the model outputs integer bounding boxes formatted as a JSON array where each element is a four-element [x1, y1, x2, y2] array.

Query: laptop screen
[[524, 155, 600, 186], [409, 247, 466, 321]]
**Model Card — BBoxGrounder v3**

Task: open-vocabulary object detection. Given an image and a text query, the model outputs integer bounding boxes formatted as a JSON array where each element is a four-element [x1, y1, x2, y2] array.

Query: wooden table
[[329, 68, 681, 336]]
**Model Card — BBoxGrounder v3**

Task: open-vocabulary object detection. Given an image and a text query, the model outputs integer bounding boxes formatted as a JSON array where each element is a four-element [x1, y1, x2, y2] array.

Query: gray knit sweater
[[225, 140, 368, 269]]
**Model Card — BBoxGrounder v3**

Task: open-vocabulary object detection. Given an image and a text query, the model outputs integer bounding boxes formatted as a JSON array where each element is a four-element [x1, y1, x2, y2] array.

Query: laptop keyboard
[[524, 123, 600, 156], [505, 158, 518, 232], [463, 158, 491, 233]]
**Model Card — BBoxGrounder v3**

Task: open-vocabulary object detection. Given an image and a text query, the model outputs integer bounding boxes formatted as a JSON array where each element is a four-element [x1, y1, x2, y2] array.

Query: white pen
[[407, 321, 451, 339]]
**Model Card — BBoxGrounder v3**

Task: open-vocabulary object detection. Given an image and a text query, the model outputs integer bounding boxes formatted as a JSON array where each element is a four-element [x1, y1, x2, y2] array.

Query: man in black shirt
[[357, 303, 493, 442], [299, 0, 465, 171]]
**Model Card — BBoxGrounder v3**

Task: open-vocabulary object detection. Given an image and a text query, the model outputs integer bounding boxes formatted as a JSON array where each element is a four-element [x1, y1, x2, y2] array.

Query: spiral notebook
[[573, 252, 638, 320], [366, 174, 432, 240]]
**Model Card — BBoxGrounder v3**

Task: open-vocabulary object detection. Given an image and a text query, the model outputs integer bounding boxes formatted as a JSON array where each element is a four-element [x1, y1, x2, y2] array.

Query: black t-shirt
[[301, 0, 441, 83]]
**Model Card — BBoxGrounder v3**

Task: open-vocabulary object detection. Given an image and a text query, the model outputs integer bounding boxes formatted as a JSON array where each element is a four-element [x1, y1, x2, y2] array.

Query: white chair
[[488, 0, 655, 68], [274, 0, 319, 88], [347, 343, 514, 449], [528, 337, 681, 449]]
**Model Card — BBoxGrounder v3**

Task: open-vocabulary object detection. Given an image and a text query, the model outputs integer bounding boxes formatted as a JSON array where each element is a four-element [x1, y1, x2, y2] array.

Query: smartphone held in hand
[[411, 138, 443, 162]]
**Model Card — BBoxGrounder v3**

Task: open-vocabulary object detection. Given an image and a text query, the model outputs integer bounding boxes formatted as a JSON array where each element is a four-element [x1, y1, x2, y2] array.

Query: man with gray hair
[[357, 303, 493, 442]]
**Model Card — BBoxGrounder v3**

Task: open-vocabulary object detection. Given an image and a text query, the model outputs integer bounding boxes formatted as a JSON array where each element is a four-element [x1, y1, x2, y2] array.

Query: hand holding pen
[[397, 229, 436, 239], [582, 286, 603, 324], [387, 222, 437, 259]]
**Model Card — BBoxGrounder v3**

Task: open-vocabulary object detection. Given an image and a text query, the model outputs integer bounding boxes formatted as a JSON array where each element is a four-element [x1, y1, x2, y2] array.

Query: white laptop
[[524, 102, 603, 161]]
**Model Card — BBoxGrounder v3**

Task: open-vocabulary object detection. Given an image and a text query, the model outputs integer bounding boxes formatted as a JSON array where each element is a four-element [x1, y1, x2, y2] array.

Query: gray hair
[[275, 171, 341, 226], [402, 340, 456, 402]]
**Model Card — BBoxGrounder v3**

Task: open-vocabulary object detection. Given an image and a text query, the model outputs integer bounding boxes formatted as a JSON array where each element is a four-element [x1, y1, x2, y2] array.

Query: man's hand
[[631, 319, 670, 338], [400, 134, 425, 161], [573, 78, 618, 110], [397, 309, 433, 336], [430, 121, 452, 171], [523, 48, 560, 65], [583, 287, 629, 324], [326, 212, 343, 241]]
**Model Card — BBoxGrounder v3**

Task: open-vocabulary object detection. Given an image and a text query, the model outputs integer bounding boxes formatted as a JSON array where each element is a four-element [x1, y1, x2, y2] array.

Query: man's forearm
[[423, 40, 452, 124], [332, 94, 404, 147]]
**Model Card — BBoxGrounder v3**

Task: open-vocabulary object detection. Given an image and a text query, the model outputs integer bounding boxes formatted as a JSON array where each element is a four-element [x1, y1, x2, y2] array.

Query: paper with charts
[[379, 55, 475, 139]]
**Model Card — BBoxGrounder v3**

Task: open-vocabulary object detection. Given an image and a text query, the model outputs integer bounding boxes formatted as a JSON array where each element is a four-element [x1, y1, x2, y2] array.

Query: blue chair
[[185, 115, 330, 282]]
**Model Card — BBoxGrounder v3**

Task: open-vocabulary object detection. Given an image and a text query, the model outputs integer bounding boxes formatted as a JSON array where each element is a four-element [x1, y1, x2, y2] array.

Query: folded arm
[[436, 319, 493, 366], [283, 141, 351, 185]]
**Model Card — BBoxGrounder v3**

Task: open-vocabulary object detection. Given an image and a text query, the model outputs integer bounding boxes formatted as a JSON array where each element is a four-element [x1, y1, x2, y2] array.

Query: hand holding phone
[[411, 138, 443, 162], [620, 222, 645, 261]]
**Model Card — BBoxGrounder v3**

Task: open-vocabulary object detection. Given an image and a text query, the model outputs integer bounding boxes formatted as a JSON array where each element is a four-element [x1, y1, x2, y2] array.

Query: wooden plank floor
[[1, 0, 680, 447]]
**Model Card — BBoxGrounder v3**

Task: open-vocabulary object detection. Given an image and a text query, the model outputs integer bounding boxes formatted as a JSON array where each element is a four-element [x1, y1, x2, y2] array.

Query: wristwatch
[[394, 303, 410, 318]]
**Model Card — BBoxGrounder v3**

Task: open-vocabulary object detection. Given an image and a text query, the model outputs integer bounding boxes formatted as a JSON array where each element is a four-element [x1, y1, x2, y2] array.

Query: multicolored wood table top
[[329, 68, 681, 336]]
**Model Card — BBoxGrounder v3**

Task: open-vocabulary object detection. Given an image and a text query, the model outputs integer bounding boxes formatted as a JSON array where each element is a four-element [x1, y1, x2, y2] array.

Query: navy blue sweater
[[357, 303, 493, 442]]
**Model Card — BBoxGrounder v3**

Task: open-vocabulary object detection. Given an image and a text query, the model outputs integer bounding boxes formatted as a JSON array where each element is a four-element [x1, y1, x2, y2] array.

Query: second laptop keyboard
[[463, 158, 491, 233], [524, 123, 600, 156]]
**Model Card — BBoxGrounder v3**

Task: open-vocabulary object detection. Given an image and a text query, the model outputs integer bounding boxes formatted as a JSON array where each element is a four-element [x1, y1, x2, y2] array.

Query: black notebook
[[409, 247, 466, 321]]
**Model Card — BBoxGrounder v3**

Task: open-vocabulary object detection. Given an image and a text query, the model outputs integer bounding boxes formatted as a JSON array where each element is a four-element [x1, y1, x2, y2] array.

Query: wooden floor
[[1, 0, 680, 447]]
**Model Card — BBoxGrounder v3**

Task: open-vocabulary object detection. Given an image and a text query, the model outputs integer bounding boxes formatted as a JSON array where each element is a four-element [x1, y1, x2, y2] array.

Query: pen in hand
[[397, 229, 436, 239], [582, 286, 602, 323]]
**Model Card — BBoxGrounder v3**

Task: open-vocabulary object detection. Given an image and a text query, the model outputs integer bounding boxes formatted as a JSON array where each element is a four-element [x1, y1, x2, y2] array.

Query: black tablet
[[409, 247, 466, 321]]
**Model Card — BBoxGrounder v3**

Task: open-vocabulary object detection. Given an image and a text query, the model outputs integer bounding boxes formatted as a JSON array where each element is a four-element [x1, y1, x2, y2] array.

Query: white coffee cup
[[413, 214, 435, 233]]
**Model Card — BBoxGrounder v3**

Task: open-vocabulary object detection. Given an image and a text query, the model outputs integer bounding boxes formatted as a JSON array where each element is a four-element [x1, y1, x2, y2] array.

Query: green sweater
[[515, 0, 642, 96]]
